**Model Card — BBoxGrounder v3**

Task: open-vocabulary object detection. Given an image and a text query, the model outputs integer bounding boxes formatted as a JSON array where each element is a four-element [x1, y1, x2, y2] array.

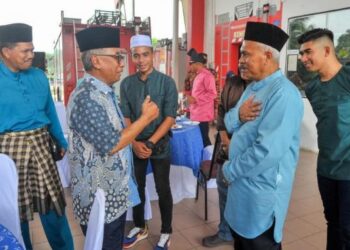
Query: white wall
[[204, 0, 216, 67], [300, 99, 318, 152]]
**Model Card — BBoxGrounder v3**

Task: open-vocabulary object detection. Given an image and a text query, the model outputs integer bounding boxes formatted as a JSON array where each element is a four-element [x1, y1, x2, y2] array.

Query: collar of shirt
[[83, 73, 125, 128], [83, 73, 114, 95], [197, 67, 209, 75], [0, 61, 21, 80], [136, 68, 156, 82], [250, 69, 283, 92]]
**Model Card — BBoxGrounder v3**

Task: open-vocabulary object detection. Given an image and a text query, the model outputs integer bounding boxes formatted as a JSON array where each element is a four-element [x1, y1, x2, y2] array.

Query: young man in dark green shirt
[[120, 34, 178, 250], [298, 28, 350, 250]]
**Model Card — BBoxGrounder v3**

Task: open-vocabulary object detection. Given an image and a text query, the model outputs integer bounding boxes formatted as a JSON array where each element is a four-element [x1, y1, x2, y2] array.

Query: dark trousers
[[80, 212, 127, 250], [133, 155, 173, 233], [199, 122, 211, 147], [318, 175, 350, 250], [230, 223, 281, 250], [21, 209, 74, 250]]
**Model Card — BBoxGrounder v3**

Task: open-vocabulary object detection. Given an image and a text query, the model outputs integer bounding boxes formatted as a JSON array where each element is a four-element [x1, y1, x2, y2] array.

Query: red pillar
[[187, 0, 205, 52]]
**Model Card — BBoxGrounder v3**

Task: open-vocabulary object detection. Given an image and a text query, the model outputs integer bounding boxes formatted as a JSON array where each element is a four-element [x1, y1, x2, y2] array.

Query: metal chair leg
[[204, 179, 208, 221], [196, 172, 200, 200]]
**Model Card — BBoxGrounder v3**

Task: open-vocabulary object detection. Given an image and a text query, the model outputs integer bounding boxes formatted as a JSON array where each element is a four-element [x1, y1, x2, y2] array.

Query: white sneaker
[[154, 233, 170, 249]]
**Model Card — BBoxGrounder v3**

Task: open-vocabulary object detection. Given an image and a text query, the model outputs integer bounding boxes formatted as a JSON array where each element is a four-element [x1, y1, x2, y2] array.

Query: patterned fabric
[[67, 75, 139, 225], [0, 127, 66, 222], [0, 224, 24, 250]]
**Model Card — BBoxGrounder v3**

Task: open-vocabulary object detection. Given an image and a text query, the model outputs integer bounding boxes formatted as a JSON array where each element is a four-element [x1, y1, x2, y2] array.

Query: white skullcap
[[130, 34, 152, 48]]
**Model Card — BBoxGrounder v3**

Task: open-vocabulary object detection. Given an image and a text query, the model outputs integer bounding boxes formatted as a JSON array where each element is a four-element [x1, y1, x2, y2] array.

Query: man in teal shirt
[[222, 22, 304, 250], [0, 23, 73, 250], [120, 34, 178, 250], [299, 28, 350, 250]]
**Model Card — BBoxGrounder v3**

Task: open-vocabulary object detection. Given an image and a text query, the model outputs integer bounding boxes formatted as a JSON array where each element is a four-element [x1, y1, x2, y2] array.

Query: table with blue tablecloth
[[146, 120, 203, 202], [0, 224, 24, 250], [127, 119, 204, 220], [169, 121, 203, 176]]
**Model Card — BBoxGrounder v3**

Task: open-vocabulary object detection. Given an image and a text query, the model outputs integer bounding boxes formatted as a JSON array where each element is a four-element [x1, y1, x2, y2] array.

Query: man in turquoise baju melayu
[[222, 22, 304, 250]]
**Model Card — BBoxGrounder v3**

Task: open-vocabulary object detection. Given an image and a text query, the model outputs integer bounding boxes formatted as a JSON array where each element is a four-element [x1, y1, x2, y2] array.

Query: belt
[[0, 127, 48, 137]]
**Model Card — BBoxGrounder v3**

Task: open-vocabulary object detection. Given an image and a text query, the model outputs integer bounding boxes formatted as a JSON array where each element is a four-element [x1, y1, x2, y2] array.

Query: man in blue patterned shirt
[[67, 26, 159, 250]]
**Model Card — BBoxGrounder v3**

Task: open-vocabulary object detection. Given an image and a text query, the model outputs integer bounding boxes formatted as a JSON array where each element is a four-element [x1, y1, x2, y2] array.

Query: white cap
[[130, 34, 152, 49]]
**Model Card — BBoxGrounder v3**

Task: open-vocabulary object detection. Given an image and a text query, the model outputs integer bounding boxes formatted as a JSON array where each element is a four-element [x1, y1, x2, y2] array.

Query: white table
[[54, 102, 70, 188]]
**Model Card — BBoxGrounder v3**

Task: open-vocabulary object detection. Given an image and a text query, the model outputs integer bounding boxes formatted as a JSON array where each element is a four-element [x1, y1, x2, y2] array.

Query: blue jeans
[[81, 212, 127, 250], [216, 165, 233, 241], [318, 175, 350, 250], [21, 210, 73, 250]]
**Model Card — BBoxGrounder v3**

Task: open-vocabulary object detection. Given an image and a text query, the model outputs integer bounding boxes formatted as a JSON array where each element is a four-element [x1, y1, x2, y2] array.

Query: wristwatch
[[145, 140, 155, 150]]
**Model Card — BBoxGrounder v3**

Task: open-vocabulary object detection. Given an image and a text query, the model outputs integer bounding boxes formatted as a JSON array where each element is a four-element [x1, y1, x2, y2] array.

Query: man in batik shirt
[[67, 26, 159, 250]]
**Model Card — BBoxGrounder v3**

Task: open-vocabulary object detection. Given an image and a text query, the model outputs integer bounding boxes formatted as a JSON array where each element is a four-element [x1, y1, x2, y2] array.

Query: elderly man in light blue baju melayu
[[222, 22, 304, 250]]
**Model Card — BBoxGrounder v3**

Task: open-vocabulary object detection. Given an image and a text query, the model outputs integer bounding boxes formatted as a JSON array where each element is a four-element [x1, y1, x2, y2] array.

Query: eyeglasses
[[93, 52, 125, 63]]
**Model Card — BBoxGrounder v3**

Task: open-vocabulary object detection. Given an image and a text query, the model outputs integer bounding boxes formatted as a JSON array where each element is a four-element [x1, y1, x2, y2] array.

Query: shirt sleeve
[[70, 93, 121, 155], [223, 89, 303, 183], [163, 78, 178, 118], [224, 103, 243, 134], [119, 79, 131, 118], [217, 84, 228, 131]]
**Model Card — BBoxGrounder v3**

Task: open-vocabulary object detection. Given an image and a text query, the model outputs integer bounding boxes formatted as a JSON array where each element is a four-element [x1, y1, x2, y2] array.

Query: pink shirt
[[190, 68, 217, 122]]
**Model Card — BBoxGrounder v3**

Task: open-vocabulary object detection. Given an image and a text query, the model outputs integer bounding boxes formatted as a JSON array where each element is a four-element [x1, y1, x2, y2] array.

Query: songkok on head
[[0, 23, 32, 43], [187, 48, 207, 64], [130, 34, 152, 49], [76, 26, 120, 52], [32, 52, 46, 71], [244, 22, 289, 51], [199, 53, 208, 64]]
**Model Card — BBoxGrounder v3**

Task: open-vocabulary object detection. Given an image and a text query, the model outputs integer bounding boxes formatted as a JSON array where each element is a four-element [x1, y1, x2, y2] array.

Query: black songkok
[[187, 48, 207, 64], [32, 52, 46, 71], [297, 28, 334, 44], [76, 26, 120, 52], [244, 22, 289, 51], [0, 23, 32, 43]]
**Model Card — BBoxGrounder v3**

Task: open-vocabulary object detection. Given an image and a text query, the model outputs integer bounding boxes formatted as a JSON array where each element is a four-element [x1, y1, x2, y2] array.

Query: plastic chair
[[84, 188, 105, 250], [195, 133, 221, 220], [0, 154, 25, 248]]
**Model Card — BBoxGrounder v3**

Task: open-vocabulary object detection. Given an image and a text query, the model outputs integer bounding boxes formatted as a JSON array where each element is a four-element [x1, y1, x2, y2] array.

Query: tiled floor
[[29, 150, 325, 249]]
